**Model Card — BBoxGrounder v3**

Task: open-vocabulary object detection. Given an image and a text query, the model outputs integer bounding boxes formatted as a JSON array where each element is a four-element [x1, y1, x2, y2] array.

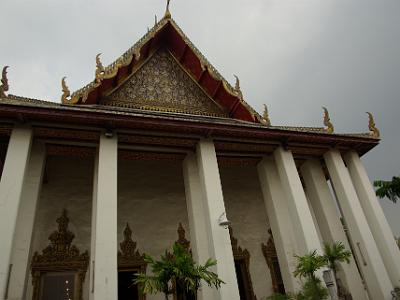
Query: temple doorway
[[118, 270, 140, 300]]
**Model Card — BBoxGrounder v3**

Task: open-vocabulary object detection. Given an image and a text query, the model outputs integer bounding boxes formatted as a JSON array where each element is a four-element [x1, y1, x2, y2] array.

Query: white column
[[7, 142, 46, 300], [257, 157, 300, 293], [324, 149, 393, 299], [183, 153, 217, 300], [196, 139, 240, 300], [0, 126, 33, 299], [345, 151, 400, 287], [89, 152, 99, 300], [273, 147, 323, 256], [91, 134, 118, 300], [301, 160, 366, 300]]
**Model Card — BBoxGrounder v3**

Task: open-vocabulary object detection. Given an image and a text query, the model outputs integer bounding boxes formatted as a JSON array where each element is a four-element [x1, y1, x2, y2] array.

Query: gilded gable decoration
[[322, 107, 334, 134], [367, 112, 380, 138], [102, 49, 228, 117], [0, 66, 9, 98], [63, 14, 262, 123], [31, 209, 89, 300]]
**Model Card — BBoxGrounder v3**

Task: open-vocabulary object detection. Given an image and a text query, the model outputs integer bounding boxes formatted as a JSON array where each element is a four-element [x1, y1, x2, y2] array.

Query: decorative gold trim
[[322, 107, 334, 134], [31, 209, 89, 300], [0, 66, 9, 98], [261, 229, 285, 294], [367, 112, 380, 138], [229, 227, 256, 300]]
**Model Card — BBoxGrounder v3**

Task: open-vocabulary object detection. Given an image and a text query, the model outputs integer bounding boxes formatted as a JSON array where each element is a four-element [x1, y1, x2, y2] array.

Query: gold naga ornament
[[61, 77, 71, 103], [367, 112, 380, 138], [0, 66, 9, 98], [262, 104, 271, 126], [322, 107, 334, 134], [95, 53, 105, 83], [234, 75, 243, 99]]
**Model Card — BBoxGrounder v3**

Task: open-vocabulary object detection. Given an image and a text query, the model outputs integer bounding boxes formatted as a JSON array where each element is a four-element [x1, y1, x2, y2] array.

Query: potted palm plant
[[134, 243, 224, 300]]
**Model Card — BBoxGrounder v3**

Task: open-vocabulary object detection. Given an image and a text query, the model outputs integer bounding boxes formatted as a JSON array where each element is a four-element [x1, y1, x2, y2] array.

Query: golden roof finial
[[164, 0, 172, 19], [155, 14, 158, 26], [95, 53, 105, 83], [0, 66, 9, 98], [262, 104, 271, 126], [61, 77, 71, 103], [234, 75, 243, 98], [367, 112, 380, 138], [322, 107, 334, 134]]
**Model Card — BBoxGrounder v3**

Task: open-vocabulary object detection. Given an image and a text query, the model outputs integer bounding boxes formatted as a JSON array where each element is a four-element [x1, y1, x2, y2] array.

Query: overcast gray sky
[[1, 0, 399, 234]]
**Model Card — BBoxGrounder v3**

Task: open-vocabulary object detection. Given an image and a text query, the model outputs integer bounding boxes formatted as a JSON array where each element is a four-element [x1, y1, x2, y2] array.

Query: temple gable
[[101, 49, 228, 117]]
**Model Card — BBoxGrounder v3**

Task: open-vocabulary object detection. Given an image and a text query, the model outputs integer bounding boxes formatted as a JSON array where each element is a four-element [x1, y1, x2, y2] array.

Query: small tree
[[134, 243, 224, 300], [323, 242, 351, 289], [374, 176, 400, 203]]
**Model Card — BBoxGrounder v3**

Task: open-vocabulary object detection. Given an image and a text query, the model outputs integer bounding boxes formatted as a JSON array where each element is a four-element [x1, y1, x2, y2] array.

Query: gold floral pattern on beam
[[102, 49, 228, 117]]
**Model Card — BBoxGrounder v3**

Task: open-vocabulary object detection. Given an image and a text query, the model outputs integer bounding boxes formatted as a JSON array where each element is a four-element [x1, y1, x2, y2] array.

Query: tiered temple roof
[[0, 9, 380, 159]]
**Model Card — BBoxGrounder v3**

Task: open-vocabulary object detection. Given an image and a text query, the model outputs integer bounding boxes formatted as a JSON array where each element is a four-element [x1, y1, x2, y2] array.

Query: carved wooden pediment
[[175, 222, 190, 252], [118, 223, 147, 270], [261, 229, 285, 295], [229, 226, 256, 300], [101, 49, 228, 117], [31, 209, 89, 300]]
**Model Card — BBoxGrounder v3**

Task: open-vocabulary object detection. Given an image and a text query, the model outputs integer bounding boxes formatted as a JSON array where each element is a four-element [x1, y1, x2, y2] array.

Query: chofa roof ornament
[[234, 75, 243, 99], [0, 66, 9, 98], [262, 104, 271, 126], [95, 53, 105, 83], [164, 0, 172, 19], [61, 77, 71, 103], [367, 112, 380, 138], [322, 107, 334, 134]]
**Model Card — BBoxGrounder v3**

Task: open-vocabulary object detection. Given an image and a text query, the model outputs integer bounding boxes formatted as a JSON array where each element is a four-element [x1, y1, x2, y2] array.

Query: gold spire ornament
[[367, 112, 380, 138], [262, 104, 271, 126], [322, 107, 334, 134], [155, 15, 158, 26], [0, 66, 9, 98], [164, 0, 172, 18], [95, 53, 105, 83], [61, 77, 71, 103]]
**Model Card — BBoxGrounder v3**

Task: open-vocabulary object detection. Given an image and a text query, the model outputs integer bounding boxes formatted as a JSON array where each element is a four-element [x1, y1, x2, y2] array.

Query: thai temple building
[[0, 5, 399, 300]]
